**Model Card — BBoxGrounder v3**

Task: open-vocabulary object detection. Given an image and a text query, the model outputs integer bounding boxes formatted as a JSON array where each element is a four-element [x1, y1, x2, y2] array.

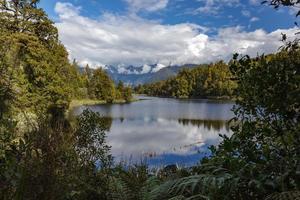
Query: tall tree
[[88, 68, 116, 103]]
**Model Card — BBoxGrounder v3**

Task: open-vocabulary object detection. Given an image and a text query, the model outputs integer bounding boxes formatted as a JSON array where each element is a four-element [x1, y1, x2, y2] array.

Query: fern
[[149, 172, 237, 200], [109, 176, 132, 200], [265, 191, 300, 200], [140, 176, 162, 200], [108, 164, 162, 200]]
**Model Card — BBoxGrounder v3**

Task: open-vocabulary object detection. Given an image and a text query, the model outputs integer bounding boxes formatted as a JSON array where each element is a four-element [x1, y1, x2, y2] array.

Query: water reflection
[[107, 118, 231, 166], [74, 96, 234, 121], [72, 96, 234, 166], [178, 118, 230, 132]]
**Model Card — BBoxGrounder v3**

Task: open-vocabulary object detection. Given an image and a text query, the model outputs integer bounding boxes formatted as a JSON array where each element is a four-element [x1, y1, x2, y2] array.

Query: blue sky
[[38, 0, 298, 71], [40, 0, 295, 33]]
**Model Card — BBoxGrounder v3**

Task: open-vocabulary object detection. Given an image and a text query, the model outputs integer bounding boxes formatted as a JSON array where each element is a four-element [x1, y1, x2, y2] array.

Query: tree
[[263, 0, 300, 16], [151, 48, 300, 200], [88, 68, 116, 103], [122, 86, 133, 102], [72, 109, 113, 200], [0, 1, 99, 199], [0, 30, 20, 199], [140, 62, 236, 99], [0, 0, 79, 117], [0, 0, 58, 43], [115, 81, 133, 102]]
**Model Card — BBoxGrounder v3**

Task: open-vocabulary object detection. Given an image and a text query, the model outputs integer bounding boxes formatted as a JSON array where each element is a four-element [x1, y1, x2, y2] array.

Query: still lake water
[[73, 96, 234, 167]]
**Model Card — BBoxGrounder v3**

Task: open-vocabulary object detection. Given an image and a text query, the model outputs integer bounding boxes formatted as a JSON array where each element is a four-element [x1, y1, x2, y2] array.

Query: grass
[[69, 98, 139, 110], [70, 99, 107, 109]]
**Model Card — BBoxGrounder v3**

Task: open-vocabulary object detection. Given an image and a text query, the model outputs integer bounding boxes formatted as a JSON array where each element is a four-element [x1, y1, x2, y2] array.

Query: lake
[[72, 96, 235, 167]]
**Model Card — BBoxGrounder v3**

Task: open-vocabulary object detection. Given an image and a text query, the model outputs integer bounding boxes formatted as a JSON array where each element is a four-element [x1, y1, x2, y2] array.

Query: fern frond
[[265, 191, 300, 200], [149, 173, 235, 200]]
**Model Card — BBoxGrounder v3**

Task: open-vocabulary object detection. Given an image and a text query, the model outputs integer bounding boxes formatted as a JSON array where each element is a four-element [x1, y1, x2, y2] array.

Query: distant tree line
[[135, 61, 237, 99]]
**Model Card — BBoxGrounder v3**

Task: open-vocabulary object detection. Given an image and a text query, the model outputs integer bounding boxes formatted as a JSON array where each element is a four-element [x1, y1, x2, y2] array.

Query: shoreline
[[136, 94, 235, 102], [69, 98, 139, 110], [69, 95, 234, 111]]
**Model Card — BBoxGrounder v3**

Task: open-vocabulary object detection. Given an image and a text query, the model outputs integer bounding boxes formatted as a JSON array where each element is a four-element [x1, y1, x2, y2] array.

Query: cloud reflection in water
[[108, 117, 231, 166], [73, 97, 234, 166]]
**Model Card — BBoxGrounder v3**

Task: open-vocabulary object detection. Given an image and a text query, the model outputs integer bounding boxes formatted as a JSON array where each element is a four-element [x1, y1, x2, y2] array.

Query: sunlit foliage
[[137, 61, 236, 99]]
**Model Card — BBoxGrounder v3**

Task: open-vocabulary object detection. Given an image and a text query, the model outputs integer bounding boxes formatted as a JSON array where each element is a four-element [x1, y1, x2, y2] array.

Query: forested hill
[[78, 64, 201, 85], [135, 61, 237, 99], [107, 64, 200, 85]]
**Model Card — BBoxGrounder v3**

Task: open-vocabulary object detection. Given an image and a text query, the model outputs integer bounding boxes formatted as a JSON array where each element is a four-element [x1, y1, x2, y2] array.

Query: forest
[[135, 61, 237, 99], [0, 0, 299, 200]]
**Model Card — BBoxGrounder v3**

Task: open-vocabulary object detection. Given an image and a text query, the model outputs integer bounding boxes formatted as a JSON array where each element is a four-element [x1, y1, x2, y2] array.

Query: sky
[[39, 0, 299, 71]]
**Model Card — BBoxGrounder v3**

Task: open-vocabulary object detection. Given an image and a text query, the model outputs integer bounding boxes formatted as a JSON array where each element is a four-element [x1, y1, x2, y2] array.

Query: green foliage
[[87, 70, 133, 103], [69, 60, 89, 99], [265, 191, 300, 200], [149, 48, 300, 200], [69, 109, 113, 200], [13, 118, 74, 200], [116, 81, 133, 102], [75, 109, 112, 168], [0, 2, 116, 199], [109, 164, 156, 200], [88, 68, 116, 103], [149, 163, 237, 200], [0, 107, 115, 200], [0, 0, 57, 44], [138, 61, 236, 99], [1, 1, 299, 200], [0, 0, 79, 115]]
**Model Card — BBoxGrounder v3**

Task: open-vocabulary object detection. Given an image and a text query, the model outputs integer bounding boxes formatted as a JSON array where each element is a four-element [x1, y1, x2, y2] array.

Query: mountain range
[[105, 64, 199, 85], [78, 63, 201, 85]]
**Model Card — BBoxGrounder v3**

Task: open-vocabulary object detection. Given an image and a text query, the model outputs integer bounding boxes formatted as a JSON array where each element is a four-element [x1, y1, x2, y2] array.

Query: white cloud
[[288, 6, 299, 16], [107, 118, 231, 161], [250, 17, 259, 22], [152, 63, 166, 72], [194, 0, 240, 15], [242, 10, 251, 17], [54, 2, 299, 70], [141, 64, 152, 73], [125, 0, 169, 12], [249, 0, 260, 5], [55, 2, 81, 19]]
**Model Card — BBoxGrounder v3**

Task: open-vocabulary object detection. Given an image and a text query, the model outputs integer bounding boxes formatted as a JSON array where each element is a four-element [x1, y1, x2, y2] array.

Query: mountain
[[79, 63, 201, 85], [106, 64, 199, 85]]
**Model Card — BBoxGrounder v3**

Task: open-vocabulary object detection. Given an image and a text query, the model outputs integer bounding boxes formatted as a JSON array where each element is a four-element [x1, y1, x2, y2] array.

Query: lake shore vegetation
[[135, 61, 237, 100], [0, 0, 299, 200]]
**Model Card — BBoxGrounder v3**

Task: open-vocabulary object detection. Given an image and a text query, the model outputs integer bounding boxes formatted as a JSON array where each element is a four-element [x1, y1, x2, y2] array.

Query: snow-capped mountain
[[105, 64, 199, 86], [105, 63, 167, 75], [79, 63, 199, 85]]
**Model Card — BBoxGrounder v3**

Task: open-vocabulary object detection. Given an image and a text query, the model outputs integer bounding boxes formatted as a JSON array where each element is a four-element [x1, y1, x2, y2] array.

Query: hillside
[[106, 64, 201, 85]]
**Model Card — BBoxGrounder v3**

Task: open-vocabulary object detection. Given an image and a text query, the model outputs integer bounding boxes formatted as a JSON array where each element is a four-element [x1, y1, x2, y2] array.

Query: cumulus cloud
[[55, 2, 81, 19], [54, 2, 298, 69], [107, 118, 230, 160], [125, 0, 169, 12]]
